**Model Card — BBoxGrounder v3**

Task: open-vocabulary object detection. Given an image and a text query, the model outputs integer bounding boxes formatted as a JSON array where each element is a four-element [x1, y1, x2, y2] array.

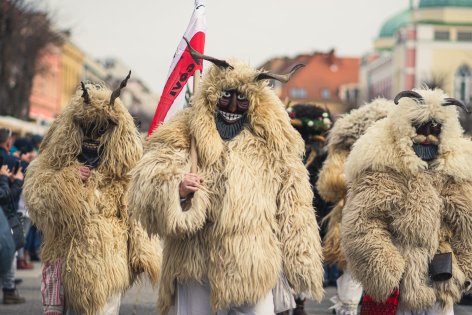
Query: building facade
[[260, 50, 359, 116], [361, 0, 472, 105], [100, 58, 158, 131], [29, 43, 62, 123], [60, 35, 85, 109]]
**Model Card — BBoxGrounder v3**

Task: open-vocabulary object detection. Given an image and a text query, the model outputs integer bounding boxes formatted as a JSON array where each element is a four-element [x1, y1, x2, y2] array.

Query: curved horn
[[81, 82, 91, 105], [109, 70, 131, 106], [255, 64, 305, 83], [443, 97, 471, 114], [184, 38, 232, 69], [394, 90, 424, 105]]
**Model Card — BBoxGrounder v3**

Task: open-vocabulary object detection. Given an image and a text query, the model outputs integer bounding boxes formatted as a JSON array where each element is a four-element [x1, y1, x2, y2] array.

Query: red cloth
[[148, 0, 206, 136], [41, 259, 64, 315], [360, 289, 400, 315]]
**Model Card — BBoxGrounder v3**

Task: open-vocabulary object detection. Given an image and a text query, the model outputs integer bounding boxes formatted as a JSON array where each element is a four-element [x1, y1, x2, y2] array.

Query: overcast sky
[[44, 0, 412, 92]]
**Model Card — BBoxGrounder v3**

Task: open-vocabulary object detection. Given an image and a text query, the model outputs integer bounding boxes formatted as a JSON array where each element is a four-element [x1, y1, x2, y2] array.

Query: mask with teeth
[[411, 120, 441, 161], [215, 89, 249, 140], [77, 139, 102, 168], [77, 122, 114, 168]]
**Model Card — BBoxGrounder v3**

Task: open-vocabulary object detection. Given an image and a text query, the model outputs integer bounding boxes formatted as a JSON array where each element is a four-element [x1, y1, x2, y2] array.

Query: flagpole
[[190, 69, 200, 173]]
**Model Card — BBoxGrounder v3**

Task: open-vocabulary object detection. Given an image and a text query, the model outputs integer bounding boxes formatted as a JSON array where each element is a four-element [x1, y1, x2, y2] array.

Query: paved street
[[1, 262, 471, 315]]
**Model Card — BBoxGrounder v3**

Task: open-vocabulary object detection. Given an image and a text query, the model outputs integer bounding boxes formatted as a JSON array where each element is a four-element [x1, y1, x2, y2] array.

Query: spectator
[[16, 141, 36, 270], [31, 134, 43, 155], [0, 128, 18, 171], [0, 128, 25, 304]]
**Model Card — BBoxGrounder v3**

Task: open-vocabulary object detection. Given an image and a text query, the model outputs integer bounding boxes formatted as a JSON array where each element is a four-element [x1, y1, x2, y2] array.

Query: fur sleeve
[[128, 143, 209, 238], [342, 171, 406, 302], [443, 180, 472, 291], [128, 219, 161, 285], [23, 160, 90, 232], [316, 149, 348, 202], [277, 155, 324, 302]]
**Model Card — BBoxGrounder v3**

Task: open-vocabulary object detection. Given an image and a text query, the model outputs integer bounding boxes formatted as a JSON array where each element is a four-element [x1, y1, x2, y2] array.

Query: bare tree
[[0, 0, 61, 119]]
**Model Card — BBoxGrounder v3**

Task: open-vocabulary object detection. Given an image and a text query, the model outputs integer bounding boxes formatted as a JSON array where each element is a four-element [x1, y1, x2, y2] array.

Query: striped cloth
[[41, 259, 64, 315]]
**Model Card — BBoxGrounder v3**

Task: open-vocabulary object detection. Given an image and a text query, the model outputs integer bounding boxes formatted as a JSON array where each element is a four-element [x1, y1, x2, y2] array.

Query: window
[[455, 64, 471, 104], [289, 88, 307, 98], [321, 88, 331, 100], [434, 31, 450, 41], [345, 88, 359, 105], [458, 32, 472, 42]]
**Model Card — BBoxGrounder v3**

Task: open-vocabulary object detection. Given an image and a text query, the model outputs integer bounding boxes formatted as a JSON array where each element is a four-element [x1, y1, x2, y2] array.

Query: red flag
[[148, 0, 206, 136]]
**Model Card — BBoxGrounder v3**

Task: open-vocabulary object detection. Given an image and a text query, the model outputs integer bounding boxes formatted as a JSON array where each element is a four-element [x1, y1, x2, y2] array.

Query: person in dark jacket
[[0, 128, 25, 304], [284, 103, 333, 315]]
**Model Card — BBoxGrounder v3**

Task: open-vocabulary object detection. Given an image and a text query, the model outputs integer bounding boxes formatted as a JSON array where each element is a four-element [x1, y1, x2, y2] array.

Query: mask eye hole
[[237, 93, 247, 101], [222, 90, 231, 98], [97, 127, 107, 136]]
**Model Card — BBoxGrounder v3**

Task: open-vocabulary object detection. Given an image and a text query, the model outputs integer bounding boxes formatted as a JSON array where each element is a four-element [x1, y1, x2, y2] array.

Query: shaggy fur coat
[[23, 84, 161, 315], [316, 99, 394, 268], [129, 60, 324, 314], [342, 89, 472, 310]]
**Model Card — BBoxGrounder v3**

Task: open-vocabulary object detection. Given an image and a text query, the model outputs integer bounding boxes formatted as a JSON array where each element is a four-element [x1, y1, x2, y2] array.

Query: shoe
[[293, 298, 307, 315], [17, 258, 34, 270], [29, 253, 40, 262], [293, 307, 307, 315], [459, 293, 472, 305], [14, 279, 22, 285], [3, 289, 25, 304]]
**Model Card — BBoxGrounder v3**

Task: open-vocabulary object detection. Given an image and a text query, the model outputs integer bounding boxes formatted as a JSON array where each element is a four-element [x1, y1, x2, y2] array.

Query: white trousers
[[329, 269, 363, 315], [396, 303, 454, 315], [169, 280, 275, 315], [66, 293, 122, 315]]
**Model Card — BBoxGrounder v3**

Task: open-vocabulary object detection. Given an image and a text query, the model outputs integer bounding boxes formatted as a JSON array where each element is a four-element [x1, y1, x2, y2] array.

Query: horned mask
[[393, 89, 469, 162], [185, 38, 303, 140]]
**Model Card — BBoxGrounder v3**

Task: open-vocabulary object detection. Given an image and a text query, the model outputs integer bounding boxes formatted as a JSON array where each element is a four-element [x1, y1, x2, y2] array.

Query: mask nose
[[227, 94, 238, 113]]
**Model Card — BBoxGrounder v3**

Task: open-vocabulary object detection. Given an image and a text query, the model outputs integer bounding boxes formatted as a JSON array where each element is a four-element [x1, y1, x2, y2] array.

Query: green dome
[[419, 0, 472, 8], [379, 9, 412, 38]]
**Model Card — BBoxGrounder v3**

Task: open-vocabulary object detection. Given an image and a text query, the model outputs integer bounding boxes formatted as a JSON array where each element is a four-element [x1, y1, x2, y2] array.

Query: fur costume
[[342, 89, 472, 311], [317, 99, 394, 269], [23, 81, 161, 315], [129, 59, 324, 314]]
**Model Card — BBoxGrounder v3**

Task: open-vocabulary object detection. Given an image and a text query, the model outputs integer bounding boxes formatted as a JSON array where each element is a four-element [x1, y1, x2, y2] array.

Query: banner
[[148, 0, 206, 136]]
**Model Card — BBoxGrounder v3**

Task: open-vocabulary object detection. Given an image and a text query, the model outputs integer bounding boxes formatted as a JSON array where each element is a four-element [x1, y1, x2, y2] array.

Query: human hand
[[12, 167, 24, 181], [179, 173, 203, 198], [79, 166, 91, 182], [0, 165, 11, 177]]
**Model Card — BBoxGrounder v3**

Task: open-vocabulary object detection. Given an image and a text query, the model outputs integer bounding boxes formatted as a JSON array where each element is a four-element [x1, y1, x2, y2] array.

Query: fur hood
[[40, 82, 142, 178], [327, 98, 394, 153], [345, 89, 472, 183], [317, 98, 394, 203]]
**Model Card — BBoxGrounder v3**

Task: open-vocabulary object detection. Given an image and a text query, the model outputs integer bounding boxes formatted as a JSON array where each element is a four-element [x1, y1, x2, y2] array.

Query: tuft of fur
[[24, 83, 161, 314], [317, 99, 394, 267], [342, 89, 472, 310], [327, 98, 394, 153], [321, 200, 345, 269], [129, 61, 324, 314]]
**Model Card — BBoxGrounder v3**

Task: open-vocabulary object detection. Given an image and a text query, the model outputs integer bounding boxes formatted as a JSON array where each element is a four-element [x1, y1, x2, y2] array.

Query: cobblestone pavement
[[1, 262, 471, 315]]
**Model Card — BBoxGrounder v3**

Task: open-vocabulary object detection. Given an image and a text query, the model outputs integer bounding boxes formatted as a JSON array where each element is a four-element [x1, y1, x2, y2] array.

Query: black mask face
[[215, 112, 247, 141], [412, 120, 441, 162], [412, 143, 438, 161], [77, 139, 102, 168]]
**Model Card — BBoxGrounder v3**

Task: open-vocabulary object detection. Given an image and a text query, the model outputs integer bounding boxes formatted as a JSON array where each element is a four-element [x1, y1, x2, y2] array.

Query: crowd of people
[[0, 128, 43, 304]]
